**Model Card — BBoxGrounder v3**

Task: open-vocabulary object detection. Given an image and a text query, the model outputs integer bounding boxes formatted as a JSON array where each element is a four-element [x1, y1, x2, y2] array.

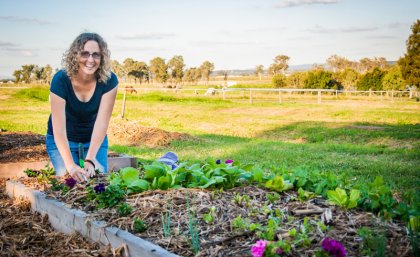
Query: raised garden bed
[[7, 162, 416, 257]]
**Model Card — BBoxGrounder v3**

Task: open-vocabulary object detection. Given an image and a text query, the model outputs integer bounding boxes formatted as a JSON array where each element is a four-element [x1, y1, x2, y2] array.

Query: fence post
[[317, 90, 321, 104], [121, 88, 127, 118], [409, 90, 413, 99], [391, 90, 394, 102], [223, 89, 226, 100], [335, 90, 338, 99], [279, 90, 282, 104], [249, 89, 253, 104]]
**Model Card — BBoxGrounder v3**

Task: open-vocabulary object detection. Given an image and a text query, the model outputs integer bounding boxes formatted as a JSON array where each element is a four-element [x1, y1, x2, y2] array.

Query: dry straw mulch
[[0, 179, 117, 257]]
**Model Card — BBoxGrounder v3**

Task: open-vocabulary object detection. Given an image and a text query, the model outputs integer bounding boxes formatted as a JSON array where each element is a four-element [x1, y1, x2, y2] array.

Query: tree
[[382, 65, 405, 91], [326, 55, 350, 73], [255, 65, 264, 80], [13, 70, 22, 83], [112, 60, 127, 82], [272, 74, 287, 88], [286, 71, 308, 89], [305, 70, 341, 89], [337, 68, 359, 90], [39, 64, 53, 84], [167, 55, 185, 85], [149, 57, 168, 83], [398, 19, 420, 87], [183, 67, 201, 85], [269, 55, 289, 75], [356, 67, 384, 91], [129, 61, 149, 84], [199, 61, 214, 85]]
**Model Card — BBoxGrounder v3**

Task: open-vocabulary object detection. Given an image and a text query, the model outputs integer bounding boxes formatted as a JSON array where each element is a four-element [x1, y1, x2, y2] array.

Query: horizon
[[1, 0, 419, 78]]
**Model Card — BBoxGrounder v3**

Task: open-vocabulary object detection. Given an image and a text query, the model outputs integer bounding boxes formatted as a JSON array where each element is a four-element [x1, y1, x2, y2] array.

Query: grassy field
[[1, 85, 419, 193]]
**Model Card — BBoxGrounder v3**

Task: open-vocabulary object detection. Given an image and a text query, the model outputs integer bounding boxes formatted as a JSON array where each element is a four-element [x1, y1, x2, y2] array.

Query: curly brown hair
[[62, 32, 112, 83]]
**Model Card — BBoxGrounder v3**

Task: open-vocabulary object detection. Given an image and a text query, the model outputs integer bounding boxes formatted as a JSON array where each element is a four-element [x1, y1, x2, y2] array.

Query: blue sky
[[0, 0, 419, 77]]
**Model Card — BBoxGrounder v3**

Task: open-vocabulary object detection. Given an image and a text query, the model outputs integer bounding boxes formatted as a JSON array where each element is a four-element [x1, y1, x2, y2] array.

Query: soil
[[0, 179, 115, 257], [0, 131, 48, 163], [107, 118, 194, 148], [0, 125, 193, 163]]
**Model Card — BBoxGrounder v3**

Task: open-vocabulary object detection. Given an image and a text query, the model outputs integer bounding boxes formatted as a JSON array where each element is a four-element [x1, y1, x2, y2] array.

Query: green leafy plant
[[265, 175, 293, 192], [117, 202, 133, 216], [266, 192, 280, 203], [357, 226, 387, 257], [327, 187, 360, 209], [133, 217, 147, 233], [203, 206, 217, 225], [108, 167, 149, 194], [232, 215, 249, 231], [297, 187, 316, 202], [95, 184, 125, 208]]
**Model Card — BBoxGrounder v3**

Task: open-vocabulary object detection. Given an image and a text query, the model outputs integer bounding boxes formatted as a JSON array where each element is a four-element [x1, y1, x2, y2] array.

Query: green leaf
[[120, 167, 139, 184], [327, 188, 348, 207], [128, 179, 150, 193], [252, 168, 264, 183], [144, 164, 166, 181], [265, 175, 293, 192], [348, 189, 361, 209], [157, 176, 171, 190]]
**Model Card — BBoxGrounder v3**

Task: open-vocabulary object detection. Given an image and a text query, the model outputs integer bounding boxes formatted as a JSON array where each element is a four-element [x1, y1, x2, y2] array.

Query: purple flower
[[321, 238, 347, 257], [276, 248, 283, 255], [94, 183, 106, 193], [64, 177, 77, 188], [225, 159, 234, 164], [216, 159, 221, 165], [251, 239, 267, 257]]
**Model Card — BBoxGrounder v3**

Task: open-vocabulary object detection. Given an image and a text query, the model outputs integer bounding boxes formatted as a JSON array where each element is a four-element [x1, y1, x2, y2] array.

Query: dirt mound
[[108, 119, 193, 148], [0, 132, 48, 163]]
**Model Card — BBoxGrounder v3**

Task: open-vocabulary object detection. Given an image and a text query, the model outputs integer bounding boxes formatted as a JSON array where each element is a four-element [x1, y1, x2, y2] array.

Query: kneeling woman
[[46, 32, 118, 182]]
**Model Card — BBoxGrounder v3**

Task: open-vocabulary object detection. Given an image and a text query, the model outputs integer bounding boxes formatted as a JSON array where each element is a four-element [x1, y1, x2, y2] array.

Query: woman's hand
[[83, 159, 97, 178], [68, 164, 88, 182]]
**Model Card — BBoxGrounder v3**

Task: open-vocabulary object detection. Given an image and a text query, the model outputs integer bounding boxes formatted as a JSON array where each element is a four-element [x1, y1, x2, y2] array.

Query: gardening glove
[[68, 164, 88, 182], [157, 151, 179, 170]]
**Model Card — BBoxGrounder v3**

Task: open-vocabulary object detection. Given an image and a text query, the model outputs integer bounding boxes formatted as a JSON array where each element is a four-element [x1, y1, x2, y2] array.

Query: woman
[[46, 32, 118, 182]]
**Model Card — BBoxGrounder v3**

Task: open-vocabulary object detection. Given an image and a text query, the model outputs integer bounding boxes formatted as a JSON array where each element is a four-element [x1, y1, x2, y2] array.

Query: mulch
[[0, 178, 116, 257], [0, 132, 48, 163]]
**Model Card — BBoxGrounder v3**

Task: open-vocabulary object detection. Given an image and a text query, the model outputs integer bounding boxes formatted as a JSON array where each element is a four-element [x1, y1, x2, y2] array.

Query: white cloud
[[0, 16, 50, 25], [275, 0, 339, 8], [116, 33, 176, 40], [308, 25, 378, 33]]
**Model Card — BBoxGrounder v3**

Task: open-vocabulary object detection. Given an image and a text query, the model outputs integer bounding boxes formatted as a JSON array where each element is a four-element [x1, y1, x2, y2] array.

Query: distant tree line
[[112, 56, 214, 87], [13, 64, 54, 84], [263, 19, 419, 91]]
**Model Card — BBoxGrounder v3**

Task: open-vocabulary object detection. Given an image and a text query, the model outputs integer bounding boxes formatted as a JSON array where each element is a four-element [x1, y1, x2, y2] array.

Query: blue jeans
[[46, 134, 108, 176]]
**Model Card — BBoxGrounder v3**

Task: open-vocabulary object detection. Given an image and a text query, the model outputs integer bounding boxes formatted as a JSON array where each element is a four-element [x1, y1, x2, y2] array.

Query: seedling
[[203, 206, 217, 225], [133, 217, 147, 233]]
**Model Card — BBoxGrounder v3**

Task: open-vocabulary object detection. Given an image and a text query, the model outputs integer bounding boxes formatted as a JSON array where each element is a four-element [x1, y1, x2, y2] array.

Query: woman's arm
[[85, 86, 118, 174], [50, 93, 87, 181]]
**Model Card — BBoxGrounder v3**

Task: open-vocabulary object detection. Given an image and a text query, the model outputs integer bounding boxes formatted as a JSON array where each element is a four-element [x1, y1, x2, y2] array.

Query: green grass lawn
[[1, 86, 419, 193]]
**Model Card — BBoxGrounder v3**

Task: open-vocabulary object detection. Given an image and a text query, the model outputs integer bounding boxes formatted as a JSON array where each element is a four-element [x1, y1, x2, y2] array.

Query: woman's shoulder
[[105, 72, 118, 87], [52, 69, 70, 82]]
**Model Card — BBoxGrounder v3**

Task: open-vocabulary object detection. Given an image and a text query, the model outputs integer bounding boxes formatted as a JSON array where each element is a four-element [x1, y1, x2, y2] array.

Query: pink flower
[[251, 239, 267, 257], [225, 159, 234, 164]]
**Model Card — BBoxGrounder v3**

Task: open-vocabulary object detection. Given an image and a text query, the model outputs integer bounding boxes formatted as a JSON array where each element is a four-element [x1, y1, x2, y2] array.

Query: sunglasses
[[80, 51, 101, 60]]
